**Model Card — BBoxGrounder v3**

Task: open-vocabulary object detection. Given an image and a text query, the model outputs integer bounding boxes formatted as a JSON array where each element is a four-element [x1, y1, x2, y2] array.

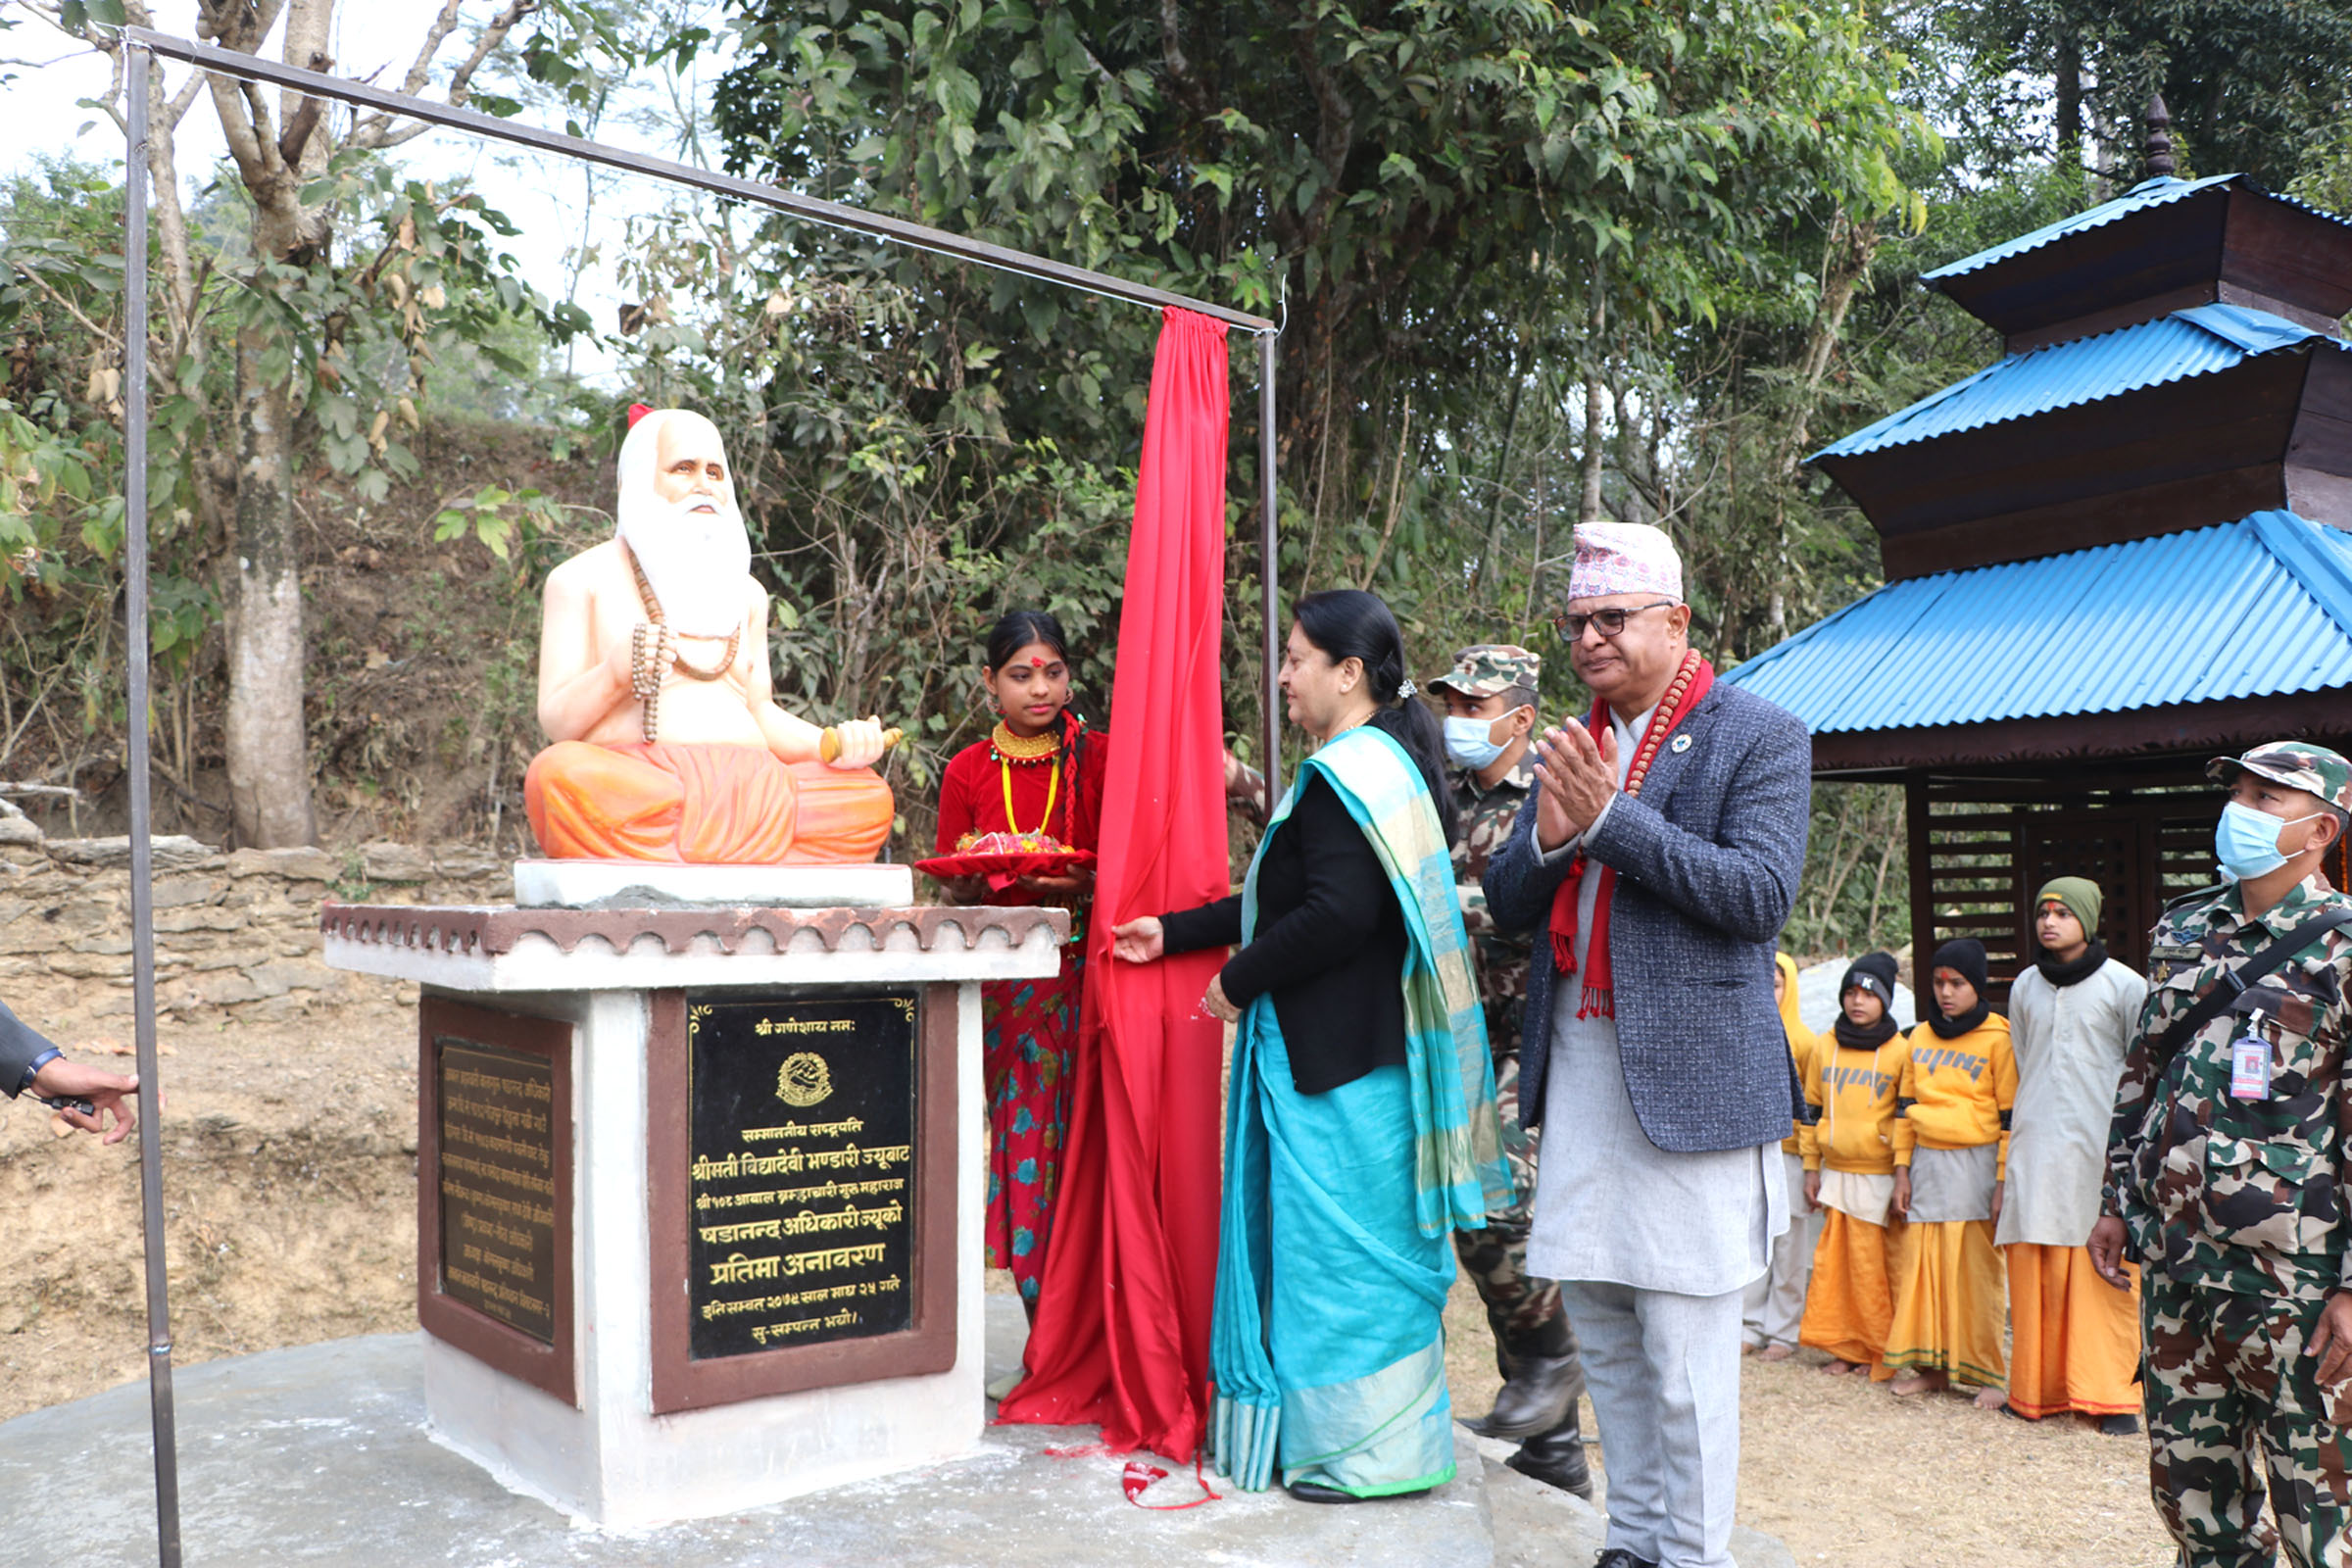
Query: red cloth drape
[[994, 308, 1232, 1460]]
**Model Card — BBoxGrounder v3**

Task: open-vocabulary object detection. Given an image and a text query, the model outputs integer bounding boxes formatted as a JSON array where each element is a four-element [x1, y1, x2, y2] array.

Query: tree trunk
[[1576, 268, 1608, 527], [223, 328, 317, 848], [1766, 211, 1880, 638], [2055, 32, 2082, 165], [200, 0, 341, 847]]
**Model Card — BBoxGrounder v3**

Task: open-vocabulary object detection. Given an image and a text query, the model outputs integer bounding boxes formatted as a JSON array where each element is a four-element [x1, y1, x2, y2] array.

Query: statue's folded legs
[[525, 740, 890, 863]]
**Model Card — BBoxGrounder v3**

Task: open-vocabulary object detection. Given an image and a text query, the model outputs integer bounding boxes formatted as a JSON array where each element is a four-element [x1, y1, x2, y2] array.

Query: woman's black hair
[[1292, 588, 1455, 840], [984, 609, 1070, 671]]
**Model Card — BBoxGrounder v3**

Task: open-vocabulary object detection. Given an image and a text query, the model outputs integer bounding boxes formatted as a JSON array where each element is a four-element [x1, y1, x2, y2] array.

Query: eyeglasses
[[1553, 601, 1680, 641]]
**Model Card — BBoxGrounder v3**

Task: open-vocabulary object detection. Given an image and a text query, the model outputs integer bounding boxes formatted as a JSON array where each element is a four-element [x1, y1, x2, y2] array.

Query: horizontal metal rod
[[122, 27, 1276, 334]]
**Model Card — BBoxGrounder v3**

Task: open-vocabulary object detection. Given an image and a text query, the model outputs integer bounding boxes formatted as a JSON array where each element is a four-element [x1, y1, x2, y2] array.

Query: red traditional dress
[[935, 712, 1106, 1304]]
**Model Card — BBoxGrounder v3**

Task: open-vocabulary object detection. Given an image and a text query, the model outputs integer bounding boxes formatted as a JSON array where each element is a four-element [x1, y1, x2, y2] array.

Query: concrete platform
[[512, 858, 914, 909], [0, 1298, 1793, 1567]]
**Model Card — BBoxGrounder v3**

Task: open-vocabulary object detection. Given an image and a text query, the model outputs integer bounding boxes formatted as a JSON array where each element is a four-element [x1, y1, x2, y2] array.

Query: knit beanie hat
[[2036, 877, 2101, 935], [1840, 951, 1899, 1006], [1930, 937, 1988, 999]]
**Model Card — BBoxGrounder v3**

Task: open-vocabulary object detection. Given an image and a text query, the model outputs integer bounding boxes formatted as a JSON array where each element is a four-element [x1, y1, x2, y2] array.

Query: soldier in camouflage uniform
[[2094, 741, 2352, 1568], [1431, 643, 1589, 1497]]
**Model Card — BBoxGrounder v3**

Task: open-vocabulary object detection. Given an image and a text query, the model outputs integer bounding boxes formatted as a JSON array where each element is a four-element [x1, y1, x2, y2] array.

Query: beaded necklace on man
[[624, 543, 742, 743]]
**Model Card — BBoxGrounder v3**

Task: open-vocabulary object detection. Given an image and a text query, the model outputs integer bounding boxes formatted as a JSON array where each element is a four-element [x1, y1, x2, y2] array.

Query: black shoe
[[1594, 1550, 1660, 1568], [2098, 1413, 2140, 1436], [1504, 1411, 1592, 1500], [1478, 1351, 1581, 1442]]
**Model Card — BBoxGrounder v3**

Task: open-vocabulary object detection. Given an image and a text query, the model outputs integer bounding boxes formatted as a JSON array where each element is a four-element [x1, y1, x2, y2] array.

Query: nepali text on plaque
[[685, 992, 919, 1359], [436, 1038, 559, 1344]]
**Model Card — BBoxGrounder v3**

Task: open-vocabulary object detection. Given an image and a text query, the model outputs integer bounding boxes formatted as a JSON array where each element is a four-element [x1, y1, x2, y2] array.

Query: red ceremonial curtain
[[995, 308, 1233, 1460]]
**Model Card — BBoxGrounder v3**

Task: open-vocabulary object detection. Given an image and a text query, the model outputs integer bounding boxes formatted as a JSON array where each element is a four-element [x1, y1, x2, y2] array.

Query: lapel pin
[[1670, 733, 1693, 754]]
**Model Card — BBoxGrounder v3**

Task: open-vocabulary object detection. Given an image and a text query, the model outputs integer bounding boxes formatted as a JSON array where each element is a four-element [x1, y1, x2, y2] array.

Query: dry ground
[[6, 970, 2171, 1566], [1437, 1282, 2170, 1567]]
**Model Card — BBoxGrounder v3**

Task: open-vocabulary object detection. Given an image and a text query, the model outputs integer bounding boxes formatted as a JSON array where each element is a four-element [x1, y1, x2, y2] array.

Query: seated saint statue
[[521, 408, 894, 864]]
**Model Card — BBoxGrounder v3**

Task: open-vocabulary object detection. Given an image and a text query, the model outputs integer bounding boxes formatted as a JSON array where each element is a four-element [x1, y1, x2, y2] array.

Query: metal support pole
[[122, 43, 184, 1568], [1257, 333, 1281, 796], [119, 27, 1274, 337]]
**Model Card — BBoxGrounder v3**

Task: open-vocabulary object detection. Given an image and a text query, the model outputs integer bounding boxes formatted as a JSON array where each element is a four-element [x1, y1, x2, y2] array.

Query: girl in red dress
[[934, 611, 1106, 1316]]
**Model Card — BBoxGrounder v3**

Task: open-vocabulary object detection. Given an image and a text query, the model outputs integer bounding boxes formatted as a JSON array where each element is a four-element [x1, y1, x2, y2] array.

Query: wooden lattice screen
[[1904, 768, 2218, 1009]]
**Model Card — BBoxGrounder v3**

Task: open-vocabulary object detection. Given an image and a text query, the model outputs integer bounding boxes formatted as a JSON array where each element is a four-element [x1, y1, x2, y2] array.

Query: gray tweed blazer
[[1482, 680, 1810, 1153]]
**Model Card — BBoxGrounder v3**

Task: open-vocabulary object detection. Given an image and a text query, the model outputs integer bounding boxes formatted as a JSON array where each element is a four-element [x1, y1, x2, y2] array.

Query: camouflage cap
[[1428, 643, 1542, 700], [2207, 741, 2352, 812]]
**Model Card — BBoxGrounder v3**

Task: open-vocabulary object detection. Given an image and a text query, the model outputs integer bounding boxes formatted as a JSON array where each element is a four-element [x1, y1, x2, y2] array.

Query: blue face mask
[[2214, 801, 2323, 882], [1444, 711, 1525, 770]]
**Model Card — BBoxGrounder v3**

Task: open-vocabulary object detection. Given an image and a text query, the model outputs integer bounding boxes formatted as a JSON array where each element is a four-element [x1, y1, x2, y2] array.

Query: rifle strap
[[2148, 906, 2352, 1072]]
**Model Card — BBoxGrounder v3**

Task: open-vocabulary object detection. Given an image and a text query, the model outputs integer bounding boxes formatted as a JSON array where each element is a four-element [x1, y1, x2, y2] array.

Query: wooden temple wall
[[1898, 766, 2352, 1008]]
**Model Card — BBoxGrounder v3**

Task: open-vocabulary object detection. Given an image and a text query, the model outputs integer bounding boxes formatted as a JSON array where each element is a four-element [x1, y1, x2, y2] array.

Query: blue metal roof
[[1810, 304, 2326, 462], [1718, 512, 2352, 734], [1923, 175, 2234, 282], [1923, 173, 2352, 283]]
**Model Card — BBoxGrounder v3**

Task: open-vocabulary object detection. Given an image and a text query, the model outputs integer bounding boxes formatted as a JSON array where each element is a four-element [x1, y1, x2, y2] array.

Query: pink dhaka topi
[[1568, 520, 1683, 602]]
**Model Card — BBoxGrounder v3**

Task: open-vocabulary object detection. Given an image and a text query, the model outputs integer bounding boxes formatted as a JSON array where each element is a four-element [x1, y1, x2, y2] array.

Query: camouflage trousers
[[2142, 1271, 2352, 1568], [1452, 1052, 1576, 1365]]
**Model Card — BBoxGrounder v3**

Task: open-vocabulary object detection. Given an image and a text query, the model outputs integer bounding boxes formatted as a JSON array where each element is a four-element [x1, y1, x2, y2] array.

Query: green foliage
[[699, 0, 1929, 867], [430, 484, 592, 563], [0, 149, 580, 794], [1917, 0, 2352, 185]]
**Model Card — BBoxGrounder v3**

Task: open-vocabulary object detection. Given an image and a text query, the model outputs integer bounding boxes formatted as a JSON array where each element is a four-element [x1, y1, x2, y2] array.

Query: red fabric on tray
[[994, 308, 1232, 1460]]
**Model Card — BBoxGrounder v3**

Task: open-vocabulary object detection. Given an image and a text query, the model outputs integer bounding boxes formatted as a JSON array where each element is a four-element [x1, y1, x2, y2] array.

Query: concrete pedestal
[[321, 891, 1065, 1528]]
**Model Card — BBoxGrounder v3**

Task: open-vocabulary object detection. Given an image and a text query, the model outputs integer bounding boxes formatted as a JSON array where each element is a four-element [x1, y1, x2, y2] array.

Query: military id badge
[[2230, 1010, 2272, 1100]]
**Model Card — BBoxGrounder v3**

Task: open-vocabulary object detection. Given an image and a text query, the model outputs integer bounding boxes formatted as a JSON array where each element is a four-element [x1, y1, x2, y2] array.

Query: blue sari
[[1208, 726, 1510, 1494]]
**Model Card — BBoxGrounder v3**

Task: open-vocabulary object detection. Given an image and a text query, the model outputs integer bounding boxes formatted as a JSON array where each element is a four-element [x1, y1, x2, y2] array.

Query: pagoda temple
[[1720, 131, 2352, 1001]]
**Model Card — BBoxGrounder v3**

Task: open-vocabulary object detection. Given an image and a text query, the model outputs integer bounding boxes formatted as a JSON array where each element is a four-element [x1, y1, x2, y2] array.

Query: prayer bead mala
[[624, 544, 742, 743]]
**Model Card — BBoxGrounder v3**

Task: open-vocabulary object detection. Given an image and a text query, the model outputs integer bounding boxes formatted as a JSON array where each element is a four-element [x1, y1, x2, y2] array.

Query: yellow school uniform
[[1776, 953, 1810, 1155], [1883, 1015, 2017, 1388], [1797, 1027, 1901, 1375]]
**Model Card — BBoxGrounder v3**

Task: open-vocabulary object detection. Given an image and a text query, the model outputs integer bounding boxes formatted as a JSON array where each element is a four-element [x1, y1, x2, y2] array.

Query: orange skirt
[[524, 741, 892, 864], [2004, 1242, 2141, 1419], [1800, 1208, 1897, 1379], [1882, 1218, 2006, 1389]]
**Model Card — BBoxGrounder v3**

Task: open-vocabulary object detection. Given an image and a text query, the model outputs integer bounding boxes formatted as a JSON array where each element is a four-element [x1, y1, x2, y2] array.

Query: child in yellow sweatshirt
[[1885, 937, 2018, 1403], [1798, 952, 1904, 1378], [1743, 952, 1822, 1360]]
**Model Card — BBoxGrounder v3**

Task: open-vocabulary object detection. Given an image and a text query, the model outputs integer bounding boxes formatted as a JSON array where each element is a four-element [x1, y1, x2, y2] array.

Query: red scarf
[[1548, 651, 1714, 1018]]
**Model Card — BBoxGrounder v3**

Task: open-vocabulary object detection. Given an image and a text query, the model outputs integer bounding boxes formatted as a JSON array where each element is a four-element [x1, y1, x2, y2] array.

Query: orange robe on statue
[[523, 741, 892, 863]]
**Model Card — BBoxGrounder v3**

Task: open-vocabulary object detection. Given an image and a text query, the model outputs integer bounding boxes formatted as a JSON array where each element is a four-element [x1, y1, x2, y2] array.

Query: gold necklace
[[990, 718, 1060, 761], [1001, 753, 1062, 837]]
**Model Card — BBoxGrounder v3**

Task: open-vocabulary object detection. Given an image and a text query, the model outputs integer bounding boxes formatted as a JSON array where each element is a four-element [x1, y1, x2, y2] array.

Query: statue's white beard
[[615, 488, 752, 637]]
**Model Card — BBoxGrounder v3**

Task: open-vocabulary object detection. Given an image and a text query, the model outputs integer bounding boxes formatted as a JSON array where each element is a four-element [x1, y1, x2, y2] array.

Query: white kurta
[[1524, 706, 1788, 1296], [1994, 957, 2148, 1249]]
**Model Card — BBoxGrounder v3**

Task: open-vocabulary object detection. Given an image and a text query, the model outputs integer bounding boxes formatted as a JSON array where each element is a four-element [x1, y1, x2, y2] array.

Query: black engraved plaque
[[434, 1039, 559, 1345], [685, 991, 919, 1359]]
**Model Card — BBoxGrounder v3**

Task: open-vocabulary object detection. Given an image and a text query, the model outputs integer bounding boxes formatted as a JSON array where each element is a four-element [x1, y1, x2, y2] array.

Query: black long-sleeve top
[[1160, 772, 1409, 1095], [1, 998, 61, 1097]]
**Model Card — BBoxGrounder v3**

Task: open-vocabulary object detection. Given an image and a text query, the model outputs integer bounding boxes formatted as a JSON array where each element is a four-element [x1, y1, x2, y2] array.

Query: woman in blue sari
[[1112, 590, 1509, 1503]]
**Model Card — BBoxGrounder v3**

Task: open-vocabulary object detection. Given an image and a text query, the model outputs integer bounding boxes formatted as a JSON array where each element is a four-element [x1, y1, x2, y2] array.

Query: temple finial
[[2144, 93, 2176, 179]]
